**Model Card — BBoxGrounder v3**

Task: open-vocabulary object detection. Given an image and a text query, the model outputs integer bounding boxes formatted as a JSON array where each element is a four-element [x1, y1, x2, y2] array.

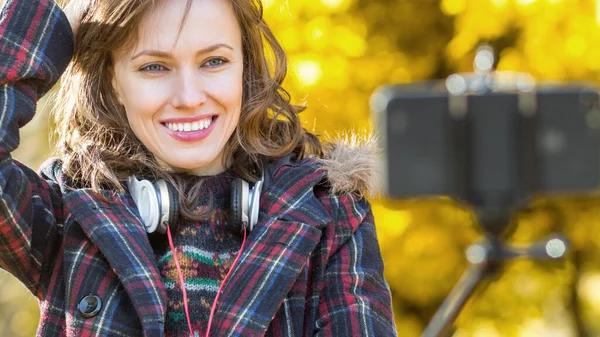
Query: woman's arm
[[0, 0, 74, 298], [315, 195, 397, 336]]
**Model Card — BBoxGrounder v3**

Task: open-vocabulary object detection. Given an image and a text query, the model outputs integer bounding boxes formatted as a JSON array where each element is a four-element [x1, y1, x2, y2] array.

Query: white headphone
[[127, 175, 263, 234]]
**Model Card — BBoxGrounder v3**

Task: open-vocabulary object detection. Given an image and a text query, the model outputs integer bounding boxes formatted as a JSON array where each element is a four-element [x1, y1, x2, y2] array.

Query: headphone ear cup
[[248, 179, 262, 231], [128, 176, 161, 234], [166, 182, 179, 226], [230, 178, 243, 231], [154, 179, 178, 234]]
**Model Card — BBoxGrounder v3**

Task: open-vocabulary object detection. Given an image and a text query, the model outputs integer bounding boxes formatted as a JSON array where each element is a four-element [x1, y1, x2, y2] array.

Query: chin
[[164, 156, 223, 175]]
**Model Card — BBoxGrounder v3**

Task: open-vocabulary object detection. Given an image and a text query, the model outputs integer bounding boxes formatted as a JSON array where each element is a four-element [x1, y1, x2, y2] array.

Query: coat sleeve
[[0, 0, 74, 297], [315, 195, 397, 337]]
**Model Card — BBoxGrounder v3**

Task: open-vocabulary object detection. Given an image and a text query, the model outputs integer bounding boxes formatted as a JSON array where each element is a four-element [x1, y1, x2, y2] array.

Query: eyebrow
[[130, 43, 234, 61]]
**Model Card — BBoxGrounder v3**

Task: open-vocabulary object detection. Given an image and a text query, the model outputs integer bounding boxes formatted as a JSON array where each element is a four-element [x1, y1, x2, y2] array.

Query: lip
[[162, 116, 218, 142]]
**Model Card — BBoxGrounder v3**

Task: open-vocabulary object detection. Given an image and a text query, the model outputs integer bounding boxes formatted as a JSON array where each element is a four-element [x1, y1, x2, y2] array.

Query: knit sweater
[[151, 174, 243, 337]]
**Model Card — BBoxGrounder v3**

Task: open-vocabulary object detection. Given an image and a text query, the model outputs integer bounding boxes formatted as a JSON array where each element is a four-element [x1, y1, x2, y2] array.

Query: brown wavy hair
[[53, 0, 323, 219]]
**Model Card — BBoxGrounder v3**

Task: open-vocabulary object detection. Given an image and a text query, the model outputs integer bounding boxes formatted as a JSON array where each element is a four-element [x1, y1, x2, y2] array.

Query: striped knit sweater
[[151, 174, 243, 337]]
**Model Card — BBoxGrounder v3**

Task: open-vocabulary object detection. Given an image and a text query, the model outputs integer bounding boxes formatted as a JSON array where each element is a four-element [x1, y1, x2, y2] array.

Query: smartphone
[[371, 81, 600, 205]]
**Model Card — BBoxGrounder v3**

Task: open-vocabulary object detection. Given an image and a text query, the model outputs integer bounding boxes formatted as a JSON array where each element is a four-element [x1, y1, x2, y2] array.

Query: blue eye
[[140, 64, 166, 72], [204, 58, 227, 68]]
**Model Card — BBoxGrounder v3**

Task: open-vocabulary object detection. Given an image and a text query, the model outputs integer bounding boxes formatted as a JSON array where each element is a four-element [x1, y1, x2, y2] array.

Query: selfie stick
[[421, 219, 569, 337], [421, 46, 570, 337]]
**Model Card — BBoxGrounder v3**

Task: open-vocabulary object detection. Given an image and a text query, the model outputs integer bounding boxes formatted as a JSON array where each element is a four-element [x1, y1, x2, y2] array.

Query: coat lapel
[[64, 189, 167, 337], [210, 161, 331, 336]]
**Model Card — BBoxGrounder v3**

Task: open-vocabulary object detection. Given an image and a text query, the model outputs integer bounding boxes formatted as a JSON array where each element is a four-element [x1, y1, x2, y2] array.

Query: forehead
[[132, 0, 241, 53]]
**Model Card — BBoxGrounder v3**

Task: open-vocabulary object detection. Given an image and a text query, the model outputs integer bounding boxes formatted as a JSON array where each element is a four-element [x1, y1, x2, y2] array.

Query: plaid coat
[[0, 0, 397, 336]]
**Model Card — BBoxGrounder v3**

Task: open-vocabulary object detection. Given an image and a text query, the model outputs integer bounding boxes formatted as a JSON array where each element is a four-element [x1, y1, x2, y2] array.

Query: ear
[[111, 76, 124, 105], [108, 63, 124, 106]]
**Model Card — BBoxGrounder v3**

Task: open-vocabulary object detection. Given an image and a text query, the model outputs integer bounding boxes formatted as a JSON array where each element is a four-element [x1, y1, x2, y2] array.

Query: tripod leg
[[421, 263, 494, 337]]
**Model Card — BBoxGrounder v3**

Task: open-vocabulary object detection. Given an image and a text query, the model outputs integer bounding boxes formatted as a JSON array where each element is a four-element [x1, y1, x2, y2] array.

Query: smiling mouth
[[162, 116, 215, 132]]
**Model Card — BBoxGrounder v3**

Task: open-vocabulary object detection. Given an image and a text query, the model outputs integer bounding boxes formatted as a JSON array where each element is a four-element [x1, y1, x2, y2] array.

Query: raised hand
[[62, 0, 91, 37]]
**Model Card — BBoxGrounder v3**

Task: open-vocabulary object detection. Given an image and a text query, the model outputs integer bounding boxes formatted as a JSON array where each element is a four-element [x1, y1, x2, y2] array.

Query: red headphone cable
[[167, 224, 248, 337]]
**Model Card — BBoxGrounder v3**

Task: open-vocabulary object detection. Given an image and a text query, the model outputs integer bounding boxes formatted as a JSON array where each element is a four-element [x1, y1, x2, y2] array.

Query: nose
[[171, 71, 207, 109]]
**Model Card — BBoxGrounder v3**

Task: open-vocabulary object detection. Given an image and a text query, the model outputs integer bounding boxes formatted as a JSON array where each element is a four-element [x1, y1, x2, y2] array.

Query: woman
[[0, 0, 396, 336]]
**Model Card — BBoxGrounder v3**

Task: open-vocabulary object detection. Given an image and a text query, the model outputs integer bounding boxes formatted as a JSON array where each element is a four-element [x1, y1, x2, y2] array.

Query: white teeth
[[165, 118, 213, 132]]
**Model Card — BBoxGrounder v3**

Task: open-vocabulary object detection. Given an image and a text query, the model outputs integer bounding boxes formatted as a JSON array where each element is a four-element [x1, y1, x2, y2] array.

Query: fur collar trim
[[316, 132, 380, 199]]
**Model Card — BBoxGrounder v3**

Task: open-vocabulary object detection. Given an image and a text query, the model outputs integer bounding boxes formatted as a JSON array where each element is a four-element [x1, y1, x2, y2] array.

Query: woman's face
[[112, 0, 243, 176]]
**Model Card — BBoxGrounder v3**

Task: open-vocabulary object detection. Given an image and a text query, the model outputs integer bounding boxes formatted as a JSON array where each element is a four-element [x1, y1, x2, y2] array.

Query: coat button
[[78, 295, 102, 318]]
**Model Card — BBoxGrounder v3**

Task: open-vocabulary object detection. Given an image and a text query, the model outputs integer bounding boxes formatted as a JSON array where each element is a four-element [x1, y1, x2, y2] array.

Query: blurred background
[[3, 0, 600, 336]]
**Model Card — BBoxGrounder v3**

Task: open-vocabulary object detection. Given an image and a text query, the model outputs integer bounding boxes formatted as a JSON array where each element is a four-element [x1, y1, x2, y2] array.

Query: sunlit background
[[4, 0, 600, 336]]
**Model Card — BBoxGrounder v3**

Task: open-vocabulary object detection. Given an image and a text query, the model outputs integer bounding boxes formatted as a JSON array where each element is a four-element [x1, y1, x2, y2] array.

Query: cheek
[[219, 70, 244, 113], [119, 81, 168, 121], [210, 62, 244, 104]]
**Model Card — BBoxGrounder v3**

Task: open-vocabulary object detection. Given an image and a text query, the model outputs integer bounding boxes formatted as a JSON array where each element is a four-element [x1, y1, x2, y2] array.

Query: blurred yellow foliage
[[5, 0, 600, 336]]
